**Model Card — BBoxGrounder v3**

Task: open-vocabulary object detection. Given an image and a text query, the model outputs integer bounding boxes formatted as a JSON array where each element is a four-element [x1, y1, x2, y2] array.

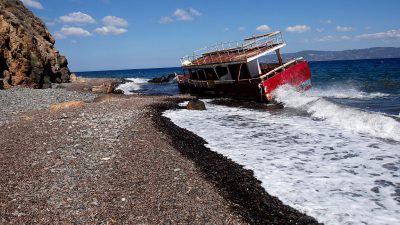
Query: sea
[[77, 58, 400, 225]]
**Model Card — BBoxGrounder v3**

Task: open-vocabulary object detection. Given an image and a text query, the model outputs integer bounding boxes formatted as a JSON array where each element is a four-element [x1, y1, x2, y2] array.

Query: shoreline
[[0, 80, 320, 224], [152, 100, 320, 225]]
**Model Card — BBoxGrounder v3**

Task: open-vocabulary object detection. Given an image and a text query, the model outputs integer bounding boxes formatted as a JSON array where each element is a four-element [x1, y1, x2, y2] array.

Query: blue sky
[[22, 0, 400, 71]]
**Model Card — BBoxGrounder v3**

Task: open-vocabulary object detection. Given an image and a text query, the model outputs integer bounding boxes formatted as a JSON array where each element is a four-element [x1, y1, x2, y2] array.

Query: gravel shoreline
[[153, 101, 320, 225], [0, 85, 320, 224], [0, 87, 245, 224]]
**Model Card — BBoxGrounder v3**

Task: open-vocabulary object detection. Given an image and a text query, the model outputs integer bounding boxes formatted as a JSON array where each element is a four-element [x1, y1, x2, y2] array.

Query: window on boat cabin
[[204, 68, 218, 80], [239, 64, 251, 80], [228, 63, 251, 81], [215, 66, 228, 77], [189, 69, 199, 80], [197, 69, 207, 80], [216, 65, 232, 80], [247, 59, 261, 78], [228, 64, 240, 81]]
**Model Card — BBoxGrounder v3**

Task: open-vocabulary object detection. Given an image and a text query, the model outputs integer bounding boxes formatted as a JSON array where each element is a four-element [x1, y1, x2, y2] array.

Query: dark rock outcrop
[[0, 0, 71, 89], [148, 73, 176, 83]]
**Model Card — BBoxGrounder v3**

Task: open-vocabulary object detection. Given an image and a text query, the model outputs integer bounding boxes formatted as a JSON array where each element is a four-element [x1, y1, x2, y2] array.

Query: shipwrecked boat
[[176, 31, 312, 101]]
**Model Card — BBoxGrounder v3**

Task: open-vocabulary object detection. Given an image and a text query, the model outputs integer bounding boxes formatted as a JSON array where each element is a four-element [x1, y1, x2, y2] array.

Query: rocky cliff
[[0, 0, 70, 89]]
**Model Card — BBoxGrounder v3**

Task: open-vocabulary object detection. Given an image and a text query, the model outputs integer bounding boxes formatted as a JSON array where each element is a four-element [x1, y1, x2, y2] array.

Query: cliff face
[[0, 0, 70, 89]]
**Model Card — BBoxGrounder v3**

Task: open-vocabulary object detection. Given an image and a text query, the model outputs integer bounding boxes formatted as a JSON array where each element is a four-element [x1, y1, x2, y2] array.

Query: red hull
[[262, 61, 312, 100]]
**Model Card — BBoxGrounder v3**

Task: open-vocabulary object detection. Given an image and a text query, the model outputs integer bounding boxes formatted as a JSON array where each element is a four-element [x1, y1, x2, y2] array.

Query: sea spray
[[273, 85, 400, 142]]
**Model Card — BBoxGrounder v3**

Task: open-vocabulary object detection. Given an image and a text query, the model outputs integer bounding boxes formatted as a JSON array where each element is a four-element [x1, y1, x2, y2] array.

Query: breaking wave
[[273, 85, 400, 142], [164, 99, 400, 225], [115, 78, 150, 94], [308, 87, 390, 99]]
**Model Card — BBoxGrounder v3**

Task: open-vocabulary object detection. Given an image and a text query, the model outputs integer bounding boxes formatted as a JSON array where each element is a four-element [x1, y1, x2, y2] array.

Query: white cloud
[[189, 8, 201, 16], [320, 20, 333, 24], [256, 25, 271, 32], [95, 26, 128, 35], [21, 0, 43, 9], [286, 25, 311, 33], [316, 29, 400, 42], [336, 26, 353, 32], [223, 27, 230, 32], [316, 35, 351, 42], [55, 26, 92, 39], [174, 9, 192, 21], [102, 16, 128, 27], [316, 28, 324, 33], [159, 16, 173, 24], [160, 8, 201, 24], [59, 12, 96, 24], [356, 29, 400, 40], [238, 26, 246, 31]]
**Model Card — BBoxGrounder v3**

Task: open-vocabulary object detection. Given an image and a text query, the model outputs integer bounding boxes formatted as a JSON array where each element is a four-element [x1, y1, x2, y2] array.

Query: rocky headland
[[0, 0, 71, 89]]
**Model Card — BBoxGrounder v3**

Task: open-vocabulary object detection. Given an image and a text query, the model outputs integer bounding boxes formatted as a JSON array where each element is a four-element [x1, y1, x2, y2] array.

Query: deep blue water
[[76, 58, 400, 116], [76, 67, 182, 80]]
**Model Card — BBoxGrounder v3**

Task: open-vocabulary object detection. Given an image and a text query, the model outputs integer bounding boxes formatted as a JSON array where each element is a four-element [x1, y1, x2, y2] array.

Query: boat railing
[[258, 57, 304, 81], [181, 31, 284, 66]]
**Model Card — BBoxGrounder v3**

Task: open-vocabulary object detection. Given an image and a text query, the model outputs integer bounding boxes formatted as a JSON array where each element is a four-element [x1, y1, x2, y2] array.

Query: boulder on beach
[[91, 81, 122, 94], [0, 0, 71, 89], [187, 99, 206, 110]]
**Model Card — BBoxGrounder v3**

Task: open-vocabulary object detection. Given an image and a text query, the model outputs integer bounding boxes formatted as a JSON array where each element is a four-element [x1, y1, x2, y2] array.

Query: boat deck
[[181, 31, 285, 68], [190, 44, 281, 66]]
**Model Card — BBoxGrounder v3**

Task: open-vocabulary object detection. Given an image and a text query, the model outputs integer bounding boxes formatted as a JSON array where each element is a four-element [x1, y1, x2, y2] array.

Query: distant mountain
[[273, 47, 400, 62]]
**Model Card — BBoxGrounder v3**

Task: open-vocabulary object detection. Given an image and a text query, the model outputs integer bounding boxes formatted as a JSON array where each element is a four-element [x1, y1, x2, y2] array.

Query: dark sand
[[0, 80, 320, 224]]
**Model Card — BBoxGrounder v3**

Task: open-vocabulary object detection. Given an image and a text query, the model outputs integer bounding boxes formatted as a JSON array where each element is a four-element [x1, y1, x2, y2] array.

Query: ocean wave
[[115, 78, 150, 94], [273, 85, 400, 142], [308, 87, 390, 99], [125, 77, 150, 83], [164, 101, 400, 225]]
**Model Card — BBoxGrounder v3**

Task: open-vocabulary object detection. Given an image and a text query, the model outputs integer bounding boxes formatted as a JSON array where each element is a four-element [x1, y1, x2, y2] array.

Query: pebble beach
[[0, 79, 319, 224]]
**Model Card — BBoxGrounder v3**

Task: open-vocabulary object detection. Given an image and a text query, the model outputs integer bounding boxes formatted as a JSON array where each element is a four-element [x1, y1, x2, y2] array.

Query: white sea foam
[[274, 85, 400, 142], [115, 78, 150, 95], [308, 87, 390, 99], [164, 101, 400, 225], [125, 77, 150, 83]]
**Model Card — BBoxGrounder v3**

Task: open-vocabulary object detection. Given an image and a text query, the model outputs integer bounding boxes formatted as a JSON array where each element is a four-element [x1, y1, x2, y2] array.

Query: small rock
[[101, 157, 111, 161], [113, 89, 124, 94], [187, 99, 206, 110], [69, 73, 85, 83], [371, 186, 380, 193]]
